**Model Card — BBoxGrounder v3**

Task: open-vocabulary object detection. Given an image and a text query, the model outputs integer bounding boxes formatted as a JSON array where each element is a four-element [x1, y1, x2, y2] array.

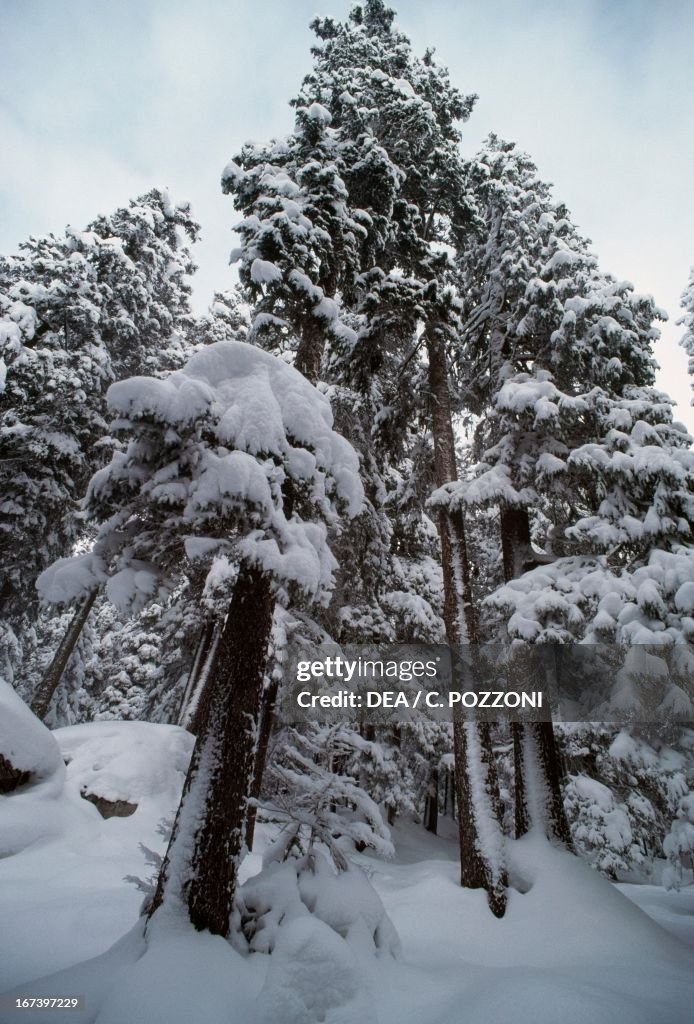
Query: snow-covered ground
[[1, 718, 692, 1024]]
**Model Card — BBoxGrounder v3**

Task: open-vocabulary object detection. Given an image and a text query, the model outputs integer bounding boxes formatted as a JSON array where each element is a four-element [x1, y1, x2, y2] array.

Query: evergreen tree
[[678, 266, 694, 399], [470, 213, 694, 718], [0, 190, 199, 686], [222, 0, 509, 914], [39, 339, 362, 936], [447, 136, 693, 838]]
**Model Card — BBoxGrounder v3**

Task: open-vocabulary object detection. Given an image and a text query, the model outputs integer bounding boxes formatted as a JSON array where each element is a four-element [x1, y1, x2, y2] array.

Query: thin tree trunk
[[500, 506, 573, 848], [177, 619, 217, 730], [424, 764, 439, 834], [427, 329, 507, 917], [147, 565, 274, 936], [186, 629, 222, 737], [31, 587, 98, 720], [511, 721, 529, 838], [244, 673, 279, 850]]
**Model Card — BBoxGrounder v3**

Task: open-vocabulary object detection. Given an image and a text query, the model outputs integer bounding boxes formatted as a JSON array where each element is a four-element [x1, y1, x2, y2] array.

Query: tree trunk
[[30, 587, 98, 721], [427, 329, 508, 917], [244, 673, 279, 851], [500, 504, 535, 581], [511, 721, 529, 838], [511, 720, 573, 848], [177, 619, 217, 730], [424, 764, 439, 834], [500, 506, 573, 848], [147, 565, 274, 936], [294, 318, 326, 383], [455, 721, 507, 917]]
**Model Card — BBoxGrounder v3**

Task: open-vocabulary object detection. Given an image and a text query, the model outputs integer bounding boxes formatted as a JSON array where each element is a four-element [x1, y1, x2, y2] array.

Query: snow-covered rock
[[56, 721, 194, 812], [0, 681, 63, 790]]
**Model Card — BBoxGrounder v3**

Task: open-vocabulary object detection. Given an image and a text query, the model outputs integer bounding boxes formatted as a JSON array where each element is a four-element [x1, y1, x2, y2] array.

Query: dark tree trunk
[[147, 566, 274, 936], [244, 674, 279, 851], [455, 721, 507, 917], [532, 720, 573, 847], [511, 721, 572, 847], [30, 587, 98, 721], [426, 329, 507, 917], [501, 506, 573, 849], [424, 764, 439, 834], [500, 504, 535, 581], [294, 318, 326, 383], [511, 721, 529, 838]]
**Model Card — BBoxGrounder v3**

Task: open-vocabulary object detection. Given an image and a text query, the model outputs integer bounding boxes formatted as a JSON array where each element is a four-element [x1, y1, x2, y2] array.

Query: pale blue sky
[[1, 0, 692, 423]]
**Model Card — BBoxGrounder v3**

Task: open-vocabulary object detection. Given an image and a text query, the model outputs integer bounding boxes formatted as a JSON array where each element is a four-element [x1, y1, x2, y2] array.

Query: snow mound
[[0, 681, 63, 785], [504, 833, 690, 969], [256, 917, 376, 1024], [56, 722, 194, 808], [92, 921, 261, 1024], [298, 855, 400, 955], [0, 722, 193, 990], [237, 853, 400, 958], [0, 920, 263, 1024]]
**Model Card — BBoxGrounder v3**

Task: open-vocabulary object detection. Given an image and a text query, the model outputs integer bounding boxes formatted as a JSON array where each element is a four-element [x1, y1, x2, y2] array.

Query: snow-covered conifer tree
[[459, 173, 694, 724], [39, 340, 362, 936], [678, 266, 694, 399], [223, 0, 508, 914], [0, 190, 199, 688]]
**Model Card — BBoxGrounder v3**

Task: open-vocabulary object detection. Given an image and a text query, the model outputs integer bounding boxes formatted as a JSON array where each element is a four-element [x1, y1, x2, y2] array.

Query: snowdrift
[[1, 716, 693, 1024]]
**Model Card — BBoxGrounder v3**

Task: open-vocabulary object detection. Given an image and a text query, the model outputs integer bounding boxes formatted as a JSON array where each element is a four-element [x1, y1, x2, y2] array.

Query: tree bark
[[244, 673, 279, 851], [500, 504, 535, 581], [30, 587, 98, 721], [294, 318, 326, 383], [177, 619, 217, 730], [427, 329, 508, 917], [511, 721, 529, 838], [424, 764, 439, 834], [500, 506, 573, 848], [147, 565, 274, 936]]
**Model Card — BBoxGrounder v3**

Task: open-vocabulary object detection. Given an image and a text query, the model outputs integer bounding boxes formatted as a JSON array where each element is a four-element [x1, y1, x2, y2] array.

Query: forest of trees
[[2, 0, 693, 947]]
